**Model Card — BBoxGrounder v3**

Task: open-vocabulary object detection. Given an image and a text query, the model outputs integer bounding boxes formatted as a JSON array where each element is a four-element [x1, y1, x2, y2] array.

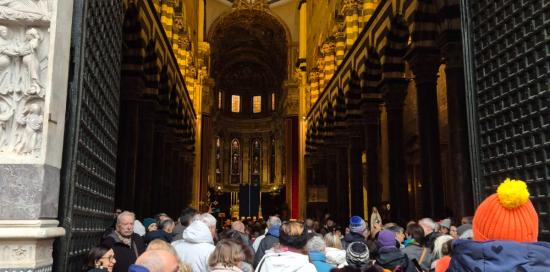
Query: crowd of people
[[84, 179, 550, 272]]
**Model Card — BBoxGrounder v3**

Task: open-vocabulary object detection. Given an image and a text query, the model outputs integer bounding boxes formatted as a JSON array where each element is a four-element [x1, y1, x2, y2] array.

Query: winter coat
[[447, 239, 550, 272], [86, 268, 108, 272], [209, 264, 244, 272], [325, 247, 347, 267], [172, 222, 185, 241], [253, 226, 280, 267], [144, 230, 173, 244], [401, 242, 431, 271], [309, 251, 335, 272], [342, 232, 366, 249], [375, 247, 414, 272], [253, 229, 268, 252], [255, 250, 317, 272], [424, 232, 440, 251], [172, 220, 216, 272], [101, 232, 145, 272]]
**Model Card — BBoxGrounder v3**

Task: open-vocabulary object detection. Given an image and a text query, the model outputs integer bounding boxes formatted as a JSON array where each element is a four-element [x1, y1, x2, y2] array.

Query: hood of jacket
[[267, 225, 280, 238], [182, 220, 213, 244], [376, 247, 408, 269], [448, 239, 550, 272], [257, 251, 312, 271]]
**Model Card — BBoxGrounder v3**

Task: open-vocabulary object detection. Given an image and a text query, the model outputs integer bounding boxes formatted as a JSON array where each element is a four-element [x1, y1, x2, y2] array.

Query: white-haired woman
[[324, 232, 346, 267], [431, 235, 453, 272]]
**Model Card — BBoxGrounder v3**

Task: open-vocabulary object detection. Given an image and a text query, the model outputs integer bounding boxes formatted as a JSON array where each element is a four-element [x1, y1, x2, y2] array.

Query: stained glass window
[[251, 138, 261, 183], [230, 139, 241, 184], [253, 96, 261, 113], [215, 137, 222, 183], [231, 95, 240, 113], [271, 93, 275, 110], [218, 91, 222, 109]]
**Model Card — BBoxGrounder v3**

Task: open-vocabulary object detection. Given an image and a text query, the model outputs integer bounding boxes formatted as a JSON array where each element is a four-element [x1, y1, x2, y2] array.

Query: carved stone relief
[[0, 1, 50, 157]]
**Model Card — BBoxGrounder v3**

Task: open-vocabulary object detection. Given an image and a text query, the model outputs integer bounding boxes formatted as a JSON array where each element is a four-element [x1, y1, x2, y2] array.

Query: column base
[[0, 220, 65, 270]]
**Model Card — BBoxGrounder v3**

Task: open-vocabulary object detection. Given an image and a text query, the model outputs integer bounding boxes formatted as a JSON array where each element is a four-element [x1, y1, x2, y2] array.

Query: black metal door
[[54, 0, 123, 271], [461, 0, 549, 240]]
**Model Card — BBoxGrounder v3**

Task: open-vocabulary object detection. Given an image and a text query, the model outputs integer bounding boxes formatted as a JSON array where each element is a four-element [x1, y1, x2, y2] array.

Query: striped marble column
[[310, 70, 320, 105], [342, 0, 360, 50], [161, 0, 175, 39], [322, 39, 336, 83], [363, 0, 378, 23], [316, 57, 325, 90]]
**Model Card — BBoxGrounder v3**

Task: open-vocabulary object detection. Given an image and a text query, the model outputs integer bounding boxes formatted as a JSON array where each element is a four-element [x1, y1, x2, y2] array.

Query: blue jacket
[[309, 251, 334, 272], [448, 239, 550, 272]]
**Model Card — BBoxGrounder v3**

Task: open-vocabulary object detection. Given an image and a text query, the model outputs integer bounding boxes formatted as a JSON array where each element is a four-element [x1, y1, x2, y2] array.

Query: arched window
[[215, 137, 222, 183], [218, 91, 223, 109], [231, 95, 240, 113], [253, 96, 262, 113], [251, 138, 261, 183], [230, 139, 241, 184]]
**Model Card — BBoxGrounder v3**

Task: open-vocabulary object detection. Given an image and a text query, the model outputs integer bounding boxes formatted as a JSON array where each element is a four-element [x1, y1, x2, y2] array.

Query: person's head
[[134, 250, 179, 272], [449, 225, 458, 239], [387, 225, 405, 243], [472, 179, 538, 242], [266, 216, 281, 229], [377, 230, 396, 249], [439, 219, 451, 234], [305, 218, 314, 228], [306, 235, 326, 253], [114, 208, 122, 218], [346, 242, 370, 267], [198, 213, 218, 239], [208, 239, 245, 269], [86, 245, 115, 272], [155, 213, 170, 226], [279, 221, 308, 250], [146, 240, 178, 256], [179, 207, 198, 227], [349, 216, 366, 235], [116, 211, 135, 237], [418, 218, 436, 236], [405, 223, 425, 244], [219, 229, 254, 264], [231, 220, 245, 233], [143, 218, 157, 232], [160, 219, 175, 233], [432, 235, 453, 260], [325, 218, 335, 227], [25, 28, 40, 41], [324, 232, 343, 249], [461, 216, 473, 225]]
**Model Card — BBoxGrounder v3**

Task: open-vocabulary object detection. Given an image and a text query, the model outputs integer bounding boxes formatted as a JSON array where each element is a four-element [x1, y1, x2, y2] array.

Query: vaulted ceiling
[[209, 9, 288, 95]]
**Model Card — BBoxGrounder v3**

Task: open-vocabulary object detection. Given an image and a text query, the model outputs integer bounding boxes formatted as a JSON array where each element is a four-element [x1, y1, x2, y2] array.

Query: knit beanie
[[473, 178, 538, 242], [376, 230, 396, 248], [349, 216, 366, 233], [143, 218, 156, 229], [346, 241, 370, 266]]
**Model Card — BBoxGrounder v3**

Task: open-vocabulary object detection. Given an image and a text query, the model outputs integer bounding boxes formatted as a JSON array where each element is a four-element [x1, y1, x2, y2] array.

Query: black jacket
[[424, 232, 440, 251], [144, 230, 173, 244], [375, 247, 415, 272], [101, 232, 145, 272], [253, 232, 279, 268], [342, 232, 366, 249]]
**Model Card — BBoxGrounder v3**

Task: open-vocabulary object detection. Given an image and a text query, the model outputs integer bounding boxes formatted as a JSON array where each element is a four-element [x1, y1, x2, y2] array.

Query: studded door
[[54, 0, 123, 271], [461, 0, 549, 240]]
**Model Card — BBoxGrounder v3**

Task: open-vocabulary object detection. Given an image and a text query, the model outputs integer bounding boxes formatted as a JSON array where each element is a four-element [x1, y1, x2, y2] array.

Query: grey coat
[[401, 243, 431, 271]]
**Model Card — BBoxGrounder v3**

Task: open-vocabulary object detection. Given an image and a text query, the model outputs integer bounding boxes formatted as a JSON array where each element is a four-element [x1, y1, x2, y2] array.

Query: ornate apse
[[200, 0, 296, 218]]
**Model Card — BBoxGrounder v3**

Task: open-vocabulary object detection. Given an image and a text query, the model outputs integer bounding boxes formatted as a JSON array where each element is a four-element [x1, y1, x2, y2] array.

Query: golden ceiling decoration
[[233, 0, 269, 11]]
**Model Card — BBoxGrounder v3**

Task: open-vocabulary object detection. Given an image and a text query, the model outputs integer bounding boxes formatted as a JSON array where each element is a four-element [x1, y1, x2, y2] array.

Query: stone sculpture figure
[[17, 28, 43, 96], [14, 102, 42, 155], [0, 107, 13, 149], [0, 25, 17, 95]]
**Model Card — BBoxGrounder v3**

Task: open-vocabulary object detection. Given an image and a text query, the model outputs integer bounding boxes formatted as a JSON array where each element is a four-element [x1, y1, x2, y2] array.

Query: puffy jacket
[[309, 251, 335, 272], [448, 239, 550, 272], [172, 221, 215, 272], [325, 247, 346, 267], [255, 250, 316, 272]]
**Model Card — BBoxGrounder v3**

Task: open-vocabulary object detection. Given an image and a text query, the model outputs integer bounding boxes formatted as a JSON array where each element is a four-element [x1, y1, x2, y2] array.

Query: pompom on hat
[[473, 178, 538, 242]]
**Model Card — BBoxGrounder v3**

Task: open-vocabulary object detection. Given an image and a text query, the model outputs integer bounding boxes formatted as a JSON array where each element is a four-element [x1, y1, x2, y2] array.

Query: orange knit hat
[[473, 178, 538, 242]]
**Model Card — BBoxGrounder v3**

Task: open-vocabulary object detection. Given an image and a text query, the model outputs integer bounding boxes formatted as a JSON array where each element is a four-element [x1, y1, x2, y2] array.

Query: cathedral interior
[[0, 0, 547, 270]]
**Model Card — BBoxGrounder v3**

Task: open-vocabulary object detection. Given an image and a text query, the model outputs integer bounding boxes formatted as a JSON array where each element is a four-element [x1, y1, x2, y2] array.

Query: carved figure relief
[[230, 139, 240, 184], [0, 2, 50, 157]]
